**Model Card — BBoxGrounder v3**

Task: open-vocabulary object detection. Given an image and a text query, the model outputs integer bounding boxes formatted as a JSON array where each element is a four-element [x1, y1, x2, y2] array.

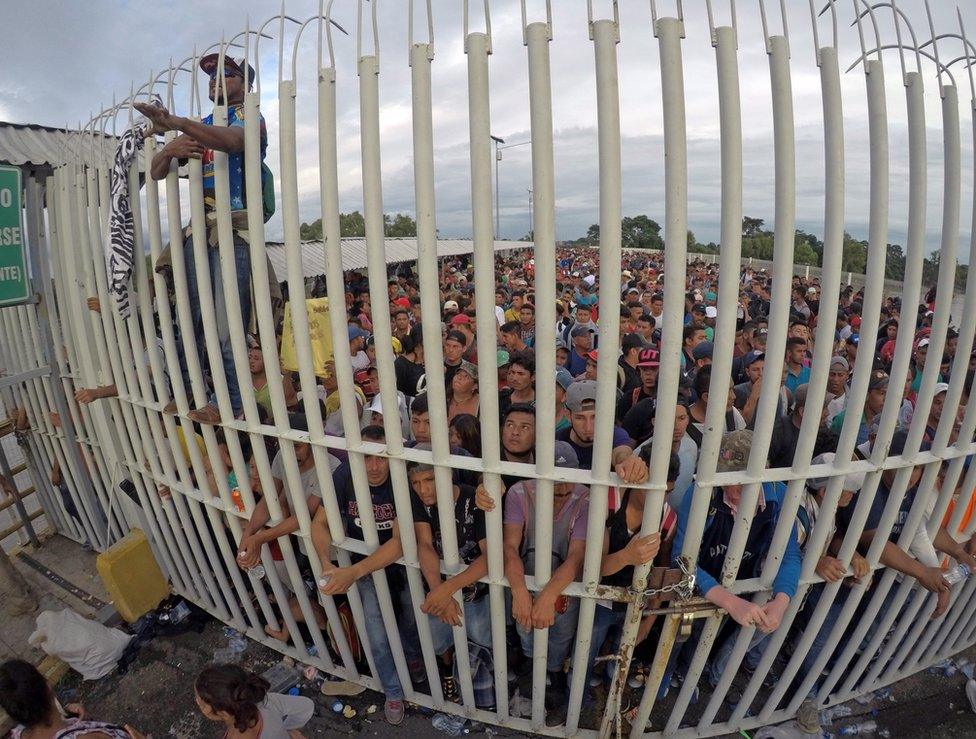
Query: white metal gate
[[4, 1, 976, 736]]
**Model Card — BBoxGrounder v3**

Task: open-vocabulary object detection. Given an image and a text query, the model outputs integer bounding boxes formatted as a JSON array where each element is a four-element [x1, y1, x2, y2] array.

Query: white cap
[[705, 306, 718, 318]]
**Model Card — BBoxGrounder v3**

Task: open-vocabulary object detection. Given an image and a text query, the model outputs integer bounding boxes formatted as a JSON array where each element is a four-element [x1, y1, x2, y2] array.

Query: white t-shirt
[[258, 692, 314, 737]]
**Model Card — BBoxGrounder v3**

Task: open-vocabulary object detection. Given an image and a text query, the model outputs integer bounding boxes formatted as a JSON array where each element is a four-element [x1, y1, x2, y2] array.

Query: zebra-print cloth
[[108, 125, 149, 319]]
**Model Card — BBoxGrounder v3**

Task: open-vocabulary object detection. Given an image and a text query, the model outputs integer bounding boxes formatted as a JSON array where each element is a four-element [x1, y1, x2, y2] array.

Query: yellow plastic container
[[96, 528, 169, 622]]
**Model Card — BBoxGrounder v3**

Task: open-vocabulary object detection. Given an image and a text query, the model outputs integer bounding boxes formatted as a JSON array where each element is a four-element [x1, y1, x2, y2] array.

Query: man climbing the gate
[[136, 51, 270, 425]]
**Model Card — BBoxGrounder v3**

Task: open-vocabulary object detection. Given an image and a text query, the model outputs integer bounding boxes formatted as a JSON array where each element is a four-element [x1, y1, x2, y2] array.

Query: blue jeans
[[582, 606, 626, 690], [356, 572, 422, 700], [516, 597, 580, 672], [709, 628, 770, 686], [176, 233, 251, 416], [428, 596, 492, 655]]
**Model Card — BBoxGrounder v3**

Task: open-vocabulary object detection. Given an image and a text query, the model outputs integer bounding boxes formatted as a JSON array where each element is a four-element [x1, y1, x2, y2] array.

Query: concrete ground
[[3, 534, 976, 737]]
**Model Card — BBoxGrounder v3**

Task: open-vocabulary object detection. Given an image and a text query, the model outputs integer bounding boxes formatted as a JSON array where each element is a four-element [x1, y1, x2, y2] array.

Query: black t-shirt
[[332, 462, 397, 558], [622, 397, 656, 445], [837, 479, 918, 544], [395, 355, 426, 397], [411, 484, 488, 602], [444, 361, 462, 388]]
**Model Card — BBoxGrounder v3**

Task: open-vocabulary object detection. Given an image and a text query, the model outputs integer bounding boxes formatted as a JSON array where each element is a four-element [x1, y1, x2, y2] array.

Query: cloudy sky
[[3, 1, 975, 258]]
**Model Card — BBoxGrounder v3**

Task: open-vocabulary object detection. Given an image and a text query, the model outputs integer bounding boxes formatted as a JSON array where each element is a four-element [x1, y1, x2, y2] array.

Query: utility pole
[[490, 135, 504, 237]]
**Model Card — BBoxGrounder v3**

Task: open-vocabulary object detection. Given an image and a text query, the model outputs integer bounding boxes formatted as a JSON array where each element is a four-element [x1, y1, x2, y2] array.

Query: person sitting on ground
[[194, 663, 313, 739], [0, 658, 141, 738], [408, 450, 492, 707]]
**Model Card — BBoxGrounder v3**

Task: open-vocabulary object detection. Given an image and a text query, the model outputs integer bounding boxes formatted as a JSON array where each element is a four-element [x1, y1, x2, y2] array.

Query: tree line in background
[[298, 210, 967, 291], [570, 214, 968, 291]]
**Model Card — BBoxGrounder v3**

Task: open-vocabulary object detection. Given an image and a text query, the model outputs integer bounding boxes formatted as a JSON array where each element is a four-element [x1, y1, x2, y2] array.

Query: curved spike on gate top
[[463, 0, 492, 54], [407, 0, 434, 63], [705, 0, 739, 48]]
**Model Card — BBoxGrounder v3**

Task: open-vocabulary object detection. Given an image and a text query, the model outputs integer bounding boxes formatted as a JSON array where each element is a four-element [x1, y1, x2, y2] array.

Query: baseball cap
[[830, 356, 850, 372], [587, 350, 599, 362], [621, 270, 633, 278], [867, 369, 889, 390], [638, 348, 661, 367], [394, 297, 411, 308], [692, 341, 714, 361], [553, 441, 580, 469], [497, 349, 511, 367], [555, 368, 574, 391], [445, 330, 467, 345], [570, 324, 593, 338], [564, 379, 598, 412], [692, 303, 707, 315], [450, 313, 472, 325], [705, 306, 718, 319], [455, 361, 478, 380], [917, 337, 931, 350], [743, 350, 765, 368], [347, 325, 369, 342], [443, 300, 460, 312], [934, 382, 949, 395], [716, 430, 753, 473]]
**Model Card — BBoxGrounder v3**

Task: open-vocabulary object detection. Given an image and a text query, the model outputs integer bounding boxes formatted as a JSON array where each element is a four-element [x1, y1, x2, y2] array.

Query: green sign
[[0, 165, 30, 306]]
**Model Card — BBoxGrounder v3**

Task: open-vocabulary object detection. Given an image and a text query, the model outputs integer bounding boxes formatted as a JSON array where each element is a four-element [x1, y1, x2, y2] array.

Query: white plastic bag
[[28, 609, 132, 679]]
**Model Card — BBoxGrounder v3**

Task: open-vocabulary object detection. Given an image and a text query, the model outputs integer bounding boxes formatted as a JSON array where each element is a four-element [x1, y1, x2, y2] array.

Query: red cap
[[450, 314, 472, 325], [394, 297, 411, 308], [587, 349, 599, 362]]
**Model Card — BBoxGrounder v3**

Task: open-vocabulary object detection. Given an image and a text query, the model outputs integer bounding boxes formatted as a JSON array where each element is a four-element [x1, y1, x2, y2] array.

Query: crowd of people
[[9, 52, 976, 734]]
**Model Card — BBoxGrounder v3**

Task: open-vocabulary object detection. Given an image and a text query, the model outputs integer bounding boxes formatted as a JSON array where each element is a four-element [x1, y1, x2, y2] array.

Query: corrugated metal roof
[[264, 238, 530, 278], [0, 121, 118, 169]]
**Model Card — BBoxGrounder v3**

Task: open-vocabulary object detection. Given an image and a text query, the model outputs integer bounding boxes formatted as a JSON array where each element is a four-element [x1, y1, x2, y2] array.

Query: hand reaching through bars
[[422, 583, 463, 626], [917, 566, 951, 594], [530, 592, 558, 630], [161, 134, 205, 160], [319, 565, 359, 596], [512, 587, 533, 631], [236, 534, 262, 569], [761, 593, 790, 632], [475, 483, 496, 512], [623, 533, 661, 567], [722, 593, 771, 632], [850, 553, 871, 585], [815, 555, 846, 583]]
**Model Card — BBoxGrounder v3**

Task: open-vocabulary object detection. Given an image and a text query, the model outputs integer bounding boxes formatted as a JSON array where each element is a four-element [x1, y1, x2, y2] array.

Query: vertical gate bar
[[311, 59, 382, 683], [648, 9, 702, 732], [360, 36, 450, 691], [407, 36, 478, 706], [358, 50, 423, 701], [695, 29, 796, 727], [315, 56, 385, 692], [566, 11, 619, 733], [729, 36, 849, 723], [464, 24, 512, 721]]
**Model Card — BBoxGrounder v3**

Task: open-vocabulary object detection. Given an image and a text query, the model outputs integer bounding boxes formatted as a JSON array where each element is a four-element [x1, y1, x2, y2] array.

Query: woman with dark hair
[[448, 413, 482, 458], [194, 664, 313, 738], [0, 659, 138, 738]]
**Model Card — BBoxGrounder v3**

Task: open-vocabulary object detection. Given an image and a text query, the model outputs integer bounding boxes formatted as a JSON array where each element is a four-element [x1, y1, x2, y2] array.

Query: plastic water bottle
[[228, 635, 247, 654], [838, 720, 889, 736], [944, 563, 970, 586], [431, 712, 469, 736], [249, 564, 266, 579], [819, 704, 853, 723], [957, 657, 975, 680]]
